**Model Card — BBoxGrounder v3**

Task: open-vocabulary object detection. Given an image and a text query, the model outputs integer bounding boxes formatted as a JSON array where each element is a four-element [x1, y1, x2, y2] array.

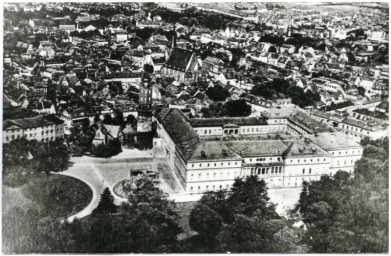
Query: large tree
[[224, 99, 252, 117], [186, 176, 284, 252], [206, 85, 230, 101], [92, 187, 117, 215]]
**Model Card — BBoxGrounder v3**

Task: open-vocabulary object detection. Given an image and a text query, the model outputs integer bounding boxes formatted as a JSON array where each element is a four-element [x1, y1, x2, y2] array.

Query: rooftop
[[224, 140, 290, 157], [164, 48, 195, 72], [306, 132, 362, 150], [188, 141, 241, 162]]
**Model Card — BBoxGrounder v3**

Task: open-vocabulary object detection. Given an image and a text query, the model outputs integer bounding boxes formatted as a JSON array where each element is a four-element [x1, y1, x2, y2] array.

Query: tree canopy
[[296, 138, 388, 253]]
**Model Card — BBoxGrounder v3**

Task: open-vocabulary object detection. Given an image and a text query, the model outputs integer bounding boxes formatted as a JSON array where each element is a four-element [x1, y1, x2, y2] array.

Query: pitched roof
[[155, 108, 200, 160], [165, 48, 195, 72], [3, 115, 62, 130], [103, 124, 122, 139], [283, 139, 330, 158]]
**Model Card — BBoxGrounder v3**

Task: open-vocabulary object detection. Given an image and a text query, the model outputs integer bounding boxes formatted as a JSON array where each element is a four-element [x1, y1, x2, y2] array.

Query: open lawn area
[[2, 174, 92, 253]]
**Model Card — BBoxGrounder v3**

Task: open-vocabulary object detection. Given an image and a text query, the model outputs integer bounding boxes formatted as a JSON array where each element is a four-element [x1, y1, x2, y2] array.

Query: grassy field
[[3, 174, 93, 218], [3, 174, 93, 253]]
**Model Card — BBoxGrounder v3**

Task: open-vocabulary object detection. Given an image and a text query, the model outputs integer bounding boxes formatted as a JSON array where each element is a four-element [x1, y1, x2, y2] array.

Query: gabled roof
[[155, 108, 200, 160], [3, 115, 63, 130], [103, 124, 122, 139], [165, 48, 195, 72]]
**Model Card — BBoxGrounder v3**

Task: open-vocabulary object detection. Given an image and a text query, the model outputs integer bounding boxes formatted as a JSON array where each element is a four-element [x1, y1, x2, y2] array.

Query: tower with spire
[[286, 18, 292, 37], [165, 23, 177, 61]]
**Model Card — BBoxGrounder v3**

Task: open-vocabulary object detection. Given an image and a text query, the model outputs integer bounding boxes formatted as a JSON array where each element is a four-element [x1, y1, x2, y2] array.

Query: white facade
[[155, 109, 365, 194], [3, 122, 64, 144]]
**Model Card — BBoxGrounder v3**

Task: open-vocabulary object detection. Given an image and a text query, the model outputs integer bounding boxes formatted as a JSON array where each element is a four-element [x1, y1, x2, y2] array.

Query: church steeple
[[170, 23, 177, 49]]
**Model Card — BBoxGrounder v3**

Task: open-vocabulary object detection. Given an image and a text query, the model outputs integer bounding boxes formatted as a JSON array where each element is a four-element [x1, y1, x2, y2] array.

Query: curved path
[[53, 171, 100, 223], [57, 150, 155, 222]]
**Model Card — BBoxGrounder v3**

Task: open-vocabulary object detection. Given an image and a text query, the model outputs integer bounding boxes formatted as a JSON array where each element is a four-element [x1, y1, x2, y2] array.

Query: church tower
[[171, 23, 177, 49], [139, 72, 152, 108], [165, 24, 177, 61], [286, 19, 292, 37]]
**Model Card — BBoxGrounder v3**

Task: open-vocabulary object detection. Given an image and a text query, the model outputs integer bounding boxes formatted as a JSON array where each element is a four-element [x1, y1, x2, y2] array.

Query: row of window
[[249, 166, 283, 175], [289, 158, 327, 163], [341, 125, 370, 135], [245, 157, 281, 163], [331, 150, 361, 155], [335, 159, 356, 166], [241, 126, 267, 133], [189, 170, 240, 180], [190, 161, 240, 168], [190, 183, 230, 192], [4, 135, 57, 143]]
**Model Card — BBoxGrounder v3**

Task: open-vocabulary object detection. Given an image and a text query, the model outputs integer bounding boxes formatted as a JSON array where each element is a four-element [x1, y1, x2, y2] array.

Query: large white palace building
[[154, 107, 364, 194]]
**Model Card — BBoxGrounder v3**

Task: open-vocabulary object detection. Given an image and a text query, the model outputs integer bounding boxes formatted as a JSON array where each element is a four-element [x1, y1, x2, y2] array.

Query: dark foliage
[[92, 187, 117, 216], [201, 100, 252, 118], [93, 139, 122, 158], [183, 176, 294, 253], [135, 132, 154, 150], [206, 85, 230, 101], [251, 78, 320, 108], [3, 138, 70, 186], [296, 138, 389, 253]]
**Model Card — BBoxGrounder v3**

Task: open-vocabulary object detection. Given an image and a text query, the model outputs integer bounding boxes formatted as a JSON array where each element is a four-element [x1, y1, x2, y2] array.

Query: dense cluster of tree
[[93, 139, 122, 158], [69, 29, 102, 39], [181, 176, 306, 253], [251, 78, 320, 108], [151, 7, 241, 31], [3, 138, 70, 186], [258, 34, 326, 51], [205, 85, 230, 101], [201, 99, 252, 118], [295, 137, 388, 253]]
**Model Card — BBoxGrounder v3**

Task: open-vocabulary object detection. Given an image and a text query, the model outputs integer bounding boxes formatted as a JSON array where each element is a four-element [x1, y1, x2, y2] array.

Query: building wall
[[328, 148, 363, 173], [3, 123, 59, 144], [239, 125, 269, 135], [186, 160, 242, 193], [194, 127, 223, 136], [284, 156, 331, 187], [338, 122, 387, 141]]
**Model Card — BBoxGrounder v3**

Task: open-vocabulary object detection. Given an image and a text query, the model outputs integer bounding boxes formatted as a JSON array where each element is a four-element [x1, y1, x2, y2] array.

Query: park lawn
[[3, 174, 93, 218], [3, 174, 93, 254], [2, 186, 34, 214]]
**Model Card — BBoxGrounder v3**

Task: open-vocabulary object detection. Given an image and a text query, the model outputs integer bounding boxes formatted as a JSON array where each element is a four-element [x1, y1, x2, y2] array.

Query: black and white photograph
[[2, 1, 389, 254]]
